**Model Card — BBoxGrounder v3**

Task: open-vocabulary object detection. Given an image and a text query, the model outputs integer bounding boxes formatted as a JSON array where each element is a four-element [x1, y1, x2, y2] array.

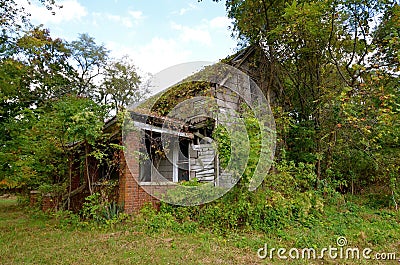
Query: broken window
[[139, 131, 190, 183]]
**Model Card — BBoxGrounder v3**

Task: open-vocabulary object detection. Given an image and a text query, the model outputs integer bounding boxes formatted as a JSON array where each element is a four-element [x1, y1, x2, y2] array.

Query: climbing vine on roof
[[150, 81, 214, 116]]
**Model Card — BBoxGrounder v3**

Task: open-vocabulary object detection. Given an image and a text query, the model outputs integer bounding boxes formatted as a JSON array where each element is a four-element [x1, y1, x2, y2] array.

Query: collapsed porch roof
[[129, 111, 194, 139]]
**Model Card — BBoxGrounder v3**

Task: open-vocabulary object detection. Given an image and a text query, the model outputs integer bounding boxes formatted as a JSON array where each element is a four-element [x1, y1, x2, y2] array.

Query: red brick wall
[[119, 129, 181, 213], [29, 190, 40, 207], [119, 130, 159, 213], [42, 194, 60, 212], [118, 128, 183, 213]]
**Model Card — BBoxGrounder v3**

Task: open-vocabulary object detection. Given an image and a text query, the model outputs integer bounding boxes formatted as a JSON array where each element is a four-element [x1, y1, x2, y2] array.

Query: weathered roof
[[105, 44, 264, 136]]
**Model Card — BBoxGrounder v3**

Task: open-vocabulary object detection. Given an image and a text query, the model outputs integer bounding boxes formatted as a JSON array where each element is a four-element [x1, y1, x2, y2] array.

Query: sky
[[22, 0, 239, 77]]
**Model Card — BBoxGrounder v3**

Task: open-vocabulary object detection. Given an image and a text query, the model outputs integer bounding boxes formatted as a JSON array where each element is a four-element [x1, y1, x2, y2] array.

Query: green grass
[[0, 197, 399, 264], [0, 198, 258, 264]]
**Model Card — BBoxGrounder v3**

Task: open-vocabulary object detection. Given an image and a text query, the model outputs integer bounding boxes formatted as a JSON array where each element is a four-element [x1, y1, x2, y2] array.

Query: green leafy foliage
[[68, 33, 109, 97], [102, 55, 145, 114], [210, 0, 400, 202], [160, 184, 325, 233], [0, 0, 145, 196], [150, 81, 212, 116], [80, 192, 126, 226], [160, 156, 326, 233], [0, 95, 108, 192], [212, 125, 231, 168]]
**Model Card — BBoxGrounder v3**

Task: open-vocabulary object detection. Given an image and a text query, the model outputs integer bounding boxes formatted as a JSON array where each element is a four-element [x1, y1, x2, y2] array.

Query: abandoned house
[[116, 44, 277, 213], [38, 45, 278, 213]]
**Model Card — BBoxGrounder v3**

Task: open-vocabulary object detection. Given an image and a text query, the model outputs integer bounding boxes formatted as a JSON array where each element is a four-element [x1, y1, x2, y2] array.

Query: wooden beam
[[133, 121, 194, 139]]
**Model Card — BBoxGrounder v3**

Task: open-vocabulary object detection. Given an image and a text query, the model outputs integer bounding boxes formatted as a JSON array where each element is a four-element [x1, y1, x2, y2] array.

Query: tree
[[1, 0, 65, 126], [372, 3, 400, 74], [0, 27, 78, 153], [68, 33, 109, 98], [210, 0, 399, 194], [15, 27, 77, 102], [0, 0, 60, 56], [102, 55, 147, 114], [0, 95, 108, 192], [0, 1, 140, 205]]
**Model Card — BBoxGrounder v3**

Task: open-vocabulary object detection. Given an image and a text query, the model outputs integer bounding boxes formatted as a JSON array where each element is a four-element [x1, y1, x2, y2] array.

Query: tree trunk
[[85, 142, 93, 195]]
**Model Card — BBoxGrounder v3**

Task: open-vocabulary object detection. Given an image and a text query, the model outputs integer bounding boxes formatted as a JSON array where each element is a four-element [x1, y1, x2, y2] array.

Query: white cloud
[[106, 37, 192, 75], [171, 22, 212, 46], [91, 10, 144, 29], [169, 17, 232, 47], [106, 14, 133, 28], [19, 0, 87, 24], [129, 10, 145, 21], [91, 12, 101, 27], [209, 16, 232, 29], [174, 3, 198, 16]]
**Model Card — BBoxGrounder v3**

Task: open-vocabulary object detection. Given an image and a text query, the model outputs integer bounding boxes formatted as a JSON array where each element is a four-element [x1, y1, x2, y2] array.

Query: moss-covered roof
[[132, 44, 260, 118]]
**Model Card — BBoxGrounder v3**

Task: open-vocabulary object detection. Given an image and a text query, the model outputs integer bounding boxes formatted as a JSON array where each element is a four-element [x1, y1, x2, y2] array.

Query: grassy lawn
[[0, 197, 399, 264], [0, 198, 260, 265]]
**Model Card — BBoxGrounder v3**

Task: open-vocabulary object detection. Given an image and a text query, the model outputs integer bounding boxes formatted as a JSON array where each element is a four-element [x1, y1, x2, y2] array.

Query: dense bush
[[159, 159, 327, 233]]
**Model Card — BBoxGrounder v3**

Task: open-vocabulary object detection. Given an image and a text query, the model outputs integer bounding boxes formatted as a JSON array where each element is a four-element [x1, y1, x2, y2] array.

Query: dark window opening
[[178, 138, 190, 182], [98, 139, 120, 181], [139, 130, 192, 183], [139, 132, 154, 182]]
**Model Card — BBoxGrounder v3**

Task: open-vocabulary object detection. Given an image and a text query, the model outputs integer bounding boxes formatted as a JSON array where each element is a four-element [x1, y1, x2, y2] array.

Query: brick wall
[[42, 193, 60, 212], [119, 129, 162, 214]]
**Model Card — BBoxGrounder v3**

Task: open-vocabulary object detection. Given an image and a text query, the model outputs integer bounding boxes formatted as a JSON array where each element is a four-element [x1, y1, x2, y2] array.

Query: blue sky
[[22, 0, 238, 74]]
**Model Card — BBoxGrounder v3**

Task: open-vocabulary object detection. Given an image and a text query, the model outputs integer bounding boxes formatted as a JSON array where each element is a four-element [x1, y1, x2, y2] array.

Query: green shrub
[[159, 181, 327, 234], [80, 192, 125, 226]]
